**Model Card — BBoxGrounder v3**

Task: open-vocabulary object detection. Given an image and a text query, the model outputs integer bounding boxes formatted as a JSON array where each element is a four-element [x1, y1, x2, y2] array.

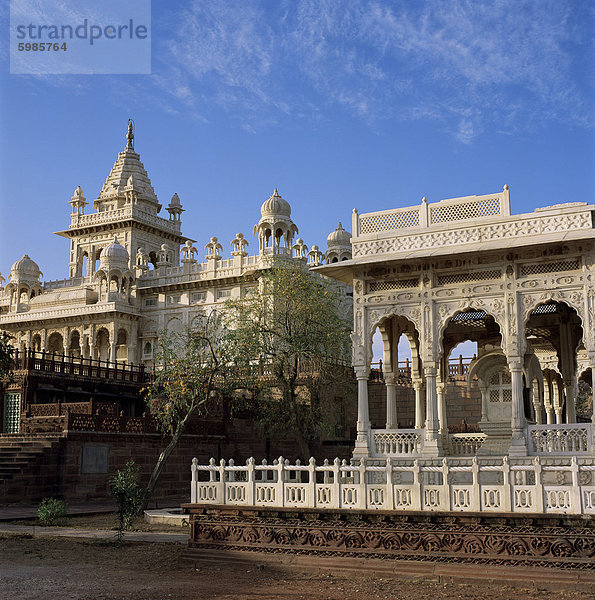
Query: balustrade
[[528, 424, 593, 455], [12, 348, 146, 382], [191, 455, 595, 515]]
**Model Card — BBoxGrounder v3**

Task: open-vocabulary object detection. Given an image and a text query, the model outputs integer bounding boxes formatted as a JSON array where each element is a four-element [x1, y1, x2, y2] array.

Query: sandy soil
[[0, 534, 589, 600]]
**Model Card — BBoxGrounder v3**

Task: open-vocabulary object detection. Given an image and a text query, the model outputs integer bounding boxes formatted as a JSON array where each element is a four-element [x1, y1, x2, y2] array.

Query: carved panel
[[188, 509, 595, 570]]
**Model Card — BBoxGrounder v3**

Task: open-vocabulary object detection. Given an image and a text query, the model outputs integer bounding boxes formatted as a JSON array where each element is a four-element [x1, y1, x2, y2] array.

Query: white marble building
[[318, 189, 595, 460], [190, 191, 595, 517], [0, 123, 352, 367]]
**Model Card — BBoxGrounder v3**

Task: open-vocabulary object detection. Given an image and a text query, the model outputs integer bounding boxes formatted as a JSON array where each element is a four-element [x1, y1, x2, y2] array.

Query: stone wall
[[368, 378, 481, 429]]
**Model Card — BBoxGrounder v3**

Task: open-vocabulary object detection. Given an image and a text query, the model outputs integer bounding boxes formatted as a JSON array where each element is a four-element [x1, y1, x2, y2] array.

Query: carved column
[[532, 379, 543, 424], [437, 382, 448, 439], [353, 366, 371, 459], [564, 377, 577, 424], [385, 373, 397, 429], [543, 378, 554, 424], [552, 380, 563, 424], [413, 380, 424, 429], [479, 381, 488, 422], [508, 360, 528, 456], [422, 365, 443, 456]]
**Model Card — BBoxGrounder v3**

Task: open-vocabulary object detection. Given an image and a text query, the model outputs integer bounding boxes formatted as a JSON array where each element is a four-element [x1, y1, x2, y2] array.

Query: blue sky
[[1, 0, 593, 292]]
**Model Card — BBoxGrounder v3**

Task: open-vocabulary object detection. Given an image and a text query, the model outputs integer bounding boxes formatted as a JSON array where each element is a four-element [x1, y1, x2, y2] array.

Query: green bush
[[37, 497, 68, 526], [109, 460, 147, 537]]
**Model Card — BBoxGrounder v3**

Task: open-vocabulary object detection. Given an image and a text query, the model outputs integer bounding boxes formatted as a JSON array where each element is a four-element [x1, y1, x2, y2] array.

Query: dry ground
[[0, 531, 590, 600]]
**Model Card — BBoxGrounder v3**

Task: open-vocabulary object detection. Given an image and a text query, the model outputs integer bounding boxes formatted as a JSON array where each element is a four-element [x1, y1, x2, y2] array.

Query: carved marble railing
[[351, 196, 593, 259], [43, 277, 87, 290], [528, 423, 593, 455], [191, 455, 595, 515], [449, 433, 487, 456], [371, 429, 423, 457], [70, 206, 181, 234], [355, 190, 510, 236], [136, 253, 269, 288]]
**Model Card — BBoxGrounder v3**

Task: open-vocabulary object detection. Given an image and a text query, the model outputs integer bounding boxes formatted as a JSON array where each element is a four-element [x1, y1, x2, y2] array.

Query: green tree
[[224, 261, 353, 458], [142, 312, 227, 504], [0, 331, 15, 380]]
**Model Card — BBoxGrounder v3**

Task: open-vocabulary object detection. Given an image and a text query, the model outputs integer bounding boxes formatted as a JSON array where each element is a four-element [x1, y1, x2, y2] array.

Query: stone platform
[[183, 504, 595, 588]]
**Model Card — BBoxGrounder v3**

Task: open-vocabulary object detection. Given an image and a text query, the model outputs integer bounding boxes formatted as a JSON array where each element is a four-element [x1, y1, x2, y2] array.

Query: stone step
[[0, 452, 43, 464], [0, 436, 63, 483]]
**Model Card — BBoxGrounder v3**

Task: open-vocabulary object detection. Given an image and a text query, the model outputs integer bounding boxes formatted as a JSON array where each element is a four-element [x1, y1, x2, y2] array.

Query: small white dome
[[261, 188, 291, 218], [10, 255, 42, 283], [327, 222, 351, 247], [99, 236, 129, 270]]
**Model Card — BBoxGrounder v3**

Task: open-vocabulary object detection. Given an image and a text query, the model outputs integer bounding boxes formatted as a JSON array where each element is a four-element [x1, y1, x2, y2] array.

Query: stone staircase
[[0, 433, 66, 504]]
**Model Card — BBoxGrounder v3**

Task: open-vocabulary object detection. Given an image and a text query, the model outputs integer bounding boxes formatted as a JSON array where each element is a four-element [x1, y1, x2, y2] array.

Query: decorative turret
[[307, 245, 323, 266], [181, 241, 198, 263], [157, 244, 173, 268], [254, 188, 298, 256], [325, 222, 352, 263], [5, 255, 43, 312], [166, 193, 184, 222], [292, 238, 308, 260], [205, 237, 222, 260], [135, 246, 149, 275], [99, 237, 130, 272], [231, 233, 248, 257], [94, 237, 134, 304], [69, 186, 88, 215]]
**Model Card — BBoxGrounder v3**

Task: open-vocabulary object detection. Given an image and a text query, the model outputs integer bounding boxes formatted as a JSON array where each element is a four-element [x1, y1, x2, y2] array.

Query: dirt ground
[[11, 512, 187, 533], [0, 532, 590, 600]]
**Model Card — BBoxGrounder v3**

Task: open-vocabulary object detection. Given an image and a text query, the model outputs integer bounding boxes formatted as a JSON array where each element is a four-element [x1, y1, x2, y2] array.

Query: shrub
[[109, 460, 147, 538], [37, 497, 68, 526]]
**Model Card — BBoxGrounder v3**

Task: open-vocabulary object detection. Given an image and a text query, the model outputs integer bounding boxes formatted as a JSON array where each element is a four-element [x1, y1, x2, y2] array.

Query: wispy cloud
[[7, 1, 591, 143]]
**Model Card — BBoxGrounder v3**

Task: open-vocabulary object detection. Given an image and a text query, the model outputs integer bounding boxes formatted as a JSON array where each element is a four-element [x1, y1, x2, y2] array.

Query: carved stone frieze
[[352, 213, 592, 258], [188, 509, 595, 570]]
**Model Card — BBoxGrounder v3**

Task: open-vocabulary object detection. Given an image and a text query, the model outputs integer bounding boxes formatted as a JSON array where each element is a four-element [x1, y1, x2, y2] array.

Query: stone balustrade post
[[501, 456, 512, 512], [246, 457, 255, 506], [570, 456, 581, 514], [191, 457, 198, 503], [308, 457, 316, 507], [385, 458, 394, 510], [358, 458, 367, 509], [441, 458, 450, 511], [218, 459, 226, 504], [332, 458, 341, 509], [276, 456, 285, 506], [533, 457, 544, 513], [412, 460, 422, 510], [471, 457, 480, 511]]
